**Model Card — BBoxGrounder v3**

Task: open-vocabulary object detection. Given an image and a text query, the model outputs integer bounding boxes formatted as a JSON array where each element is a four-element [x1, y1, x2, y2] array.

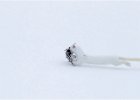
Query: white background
[[0, 1, 140, 99]]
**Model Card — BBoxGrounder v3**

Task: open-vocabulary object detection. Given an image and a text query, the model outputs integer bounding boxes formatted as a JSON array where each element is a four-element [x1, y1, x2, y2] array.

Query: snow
[[0, 1, 140, 99]]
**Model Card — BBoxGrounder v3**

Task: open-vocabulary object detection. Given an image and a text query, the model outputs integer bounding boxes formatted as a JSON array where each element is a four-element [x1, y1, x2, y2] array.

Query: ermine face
[[65, 43, 85, 65]]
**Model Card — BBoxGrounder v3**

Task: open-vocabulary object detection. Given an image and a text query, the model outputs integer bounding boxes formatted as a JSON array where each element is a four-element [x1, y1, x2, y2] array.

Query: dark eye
[[73, 45, 76, 48]]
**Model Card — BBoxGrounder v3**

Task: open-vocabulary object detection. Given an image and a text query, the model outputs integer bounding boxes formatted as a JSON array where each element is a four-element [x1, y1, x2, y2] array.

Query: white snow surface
[[0, 1, 140, 99]]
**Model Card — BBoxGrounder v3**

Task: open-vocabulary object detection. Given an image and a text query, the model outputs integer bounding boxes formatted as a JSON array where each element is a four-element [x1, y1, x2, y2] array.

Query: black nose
[[65, 47, 72, 62]]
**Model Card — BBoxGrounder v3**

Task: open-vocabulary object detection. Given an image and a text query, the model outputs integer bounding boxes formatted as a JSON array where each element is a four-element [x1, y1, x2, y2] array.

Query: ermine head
[[65, 43, 85, 65]]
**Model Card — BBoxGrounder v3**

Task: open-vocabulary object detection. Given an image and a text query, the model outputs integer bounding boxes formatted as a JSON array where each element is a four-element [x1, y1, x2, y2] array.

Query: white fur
[[69, 43, 130, 66]]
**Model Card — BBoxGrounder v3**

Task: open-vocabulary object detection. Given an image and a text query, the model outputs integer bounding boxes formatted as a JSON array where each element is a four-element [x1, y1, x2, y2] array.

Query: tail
[[120, 57, 140, 62], [119, 57, 140, 66]]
